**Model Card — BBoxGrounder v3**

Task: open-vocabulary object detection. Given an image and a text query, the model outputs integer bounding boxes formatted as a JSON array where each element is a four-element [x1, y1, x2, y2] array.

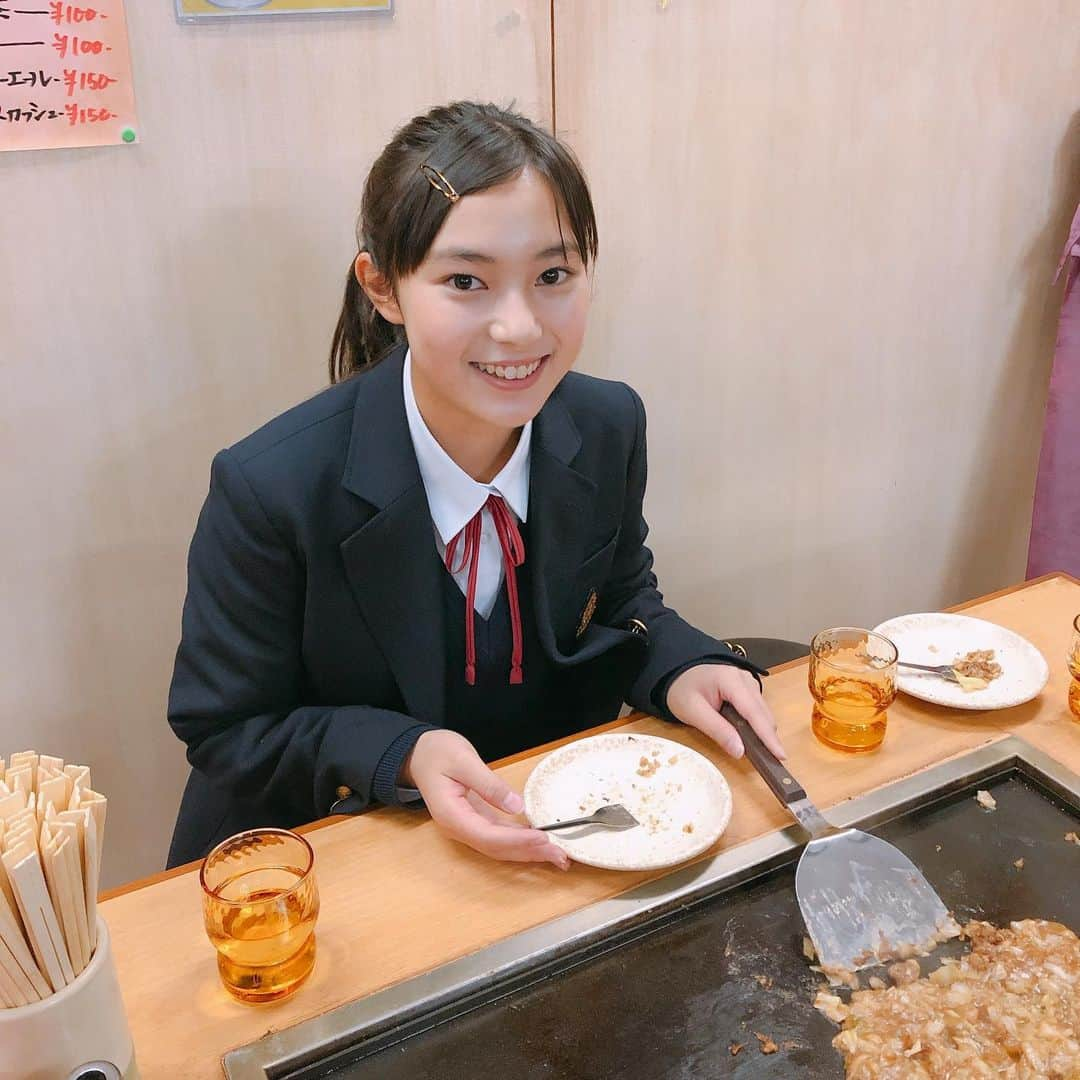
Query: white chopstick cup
[[0, 915, 136, 1078]]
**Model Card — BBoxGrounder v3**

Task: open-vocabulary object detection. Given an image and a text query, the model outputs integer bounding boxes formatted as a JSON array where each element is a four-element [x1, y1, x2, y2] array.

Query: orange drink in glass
[[809, 627, 898, 752], [1068, 614, 1080, 721], [200, 828, 318, 1004]]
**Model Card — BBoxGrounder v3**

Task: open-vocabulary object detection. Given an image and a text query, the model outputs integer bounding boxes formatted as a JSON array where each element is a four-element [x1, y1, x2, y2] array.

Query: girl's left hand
[[665, 664, 786, 761]]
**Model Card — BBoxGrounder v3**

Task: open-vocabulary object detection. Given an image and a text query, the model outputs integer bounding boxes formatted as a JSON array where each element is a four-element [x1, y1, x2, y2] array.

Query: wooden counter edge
[[98, 570, 1078, 903]]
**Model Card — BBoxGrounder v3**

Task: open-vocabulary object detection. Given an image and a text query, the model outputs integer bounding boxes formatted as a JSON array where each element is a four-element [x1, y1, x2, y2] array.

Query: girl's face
[[369, 168, 591, 471]]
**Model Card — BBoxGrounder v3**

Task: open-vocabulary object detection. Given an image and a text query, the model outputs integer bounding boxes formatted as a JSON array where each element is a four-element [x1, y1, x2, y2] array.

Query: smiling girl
[[166, 102, 783, 870]]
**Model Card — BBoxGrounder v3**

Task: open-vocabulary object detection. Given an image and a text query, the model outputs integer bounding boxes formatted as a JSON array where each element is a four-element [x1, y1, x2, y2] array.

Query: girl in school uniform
[[166, 101, 784, 870]]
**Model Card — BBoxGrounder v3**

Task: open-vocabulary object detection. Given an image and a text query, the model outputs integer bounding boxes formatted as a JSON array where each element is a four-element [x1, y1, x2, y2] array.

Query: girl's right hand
[[401, 730, 570, 870]]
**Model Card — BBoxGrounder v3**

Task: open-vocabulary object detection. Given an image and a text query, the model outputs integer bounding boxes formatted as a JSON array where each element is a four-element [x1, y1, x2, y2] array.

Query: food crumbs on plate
[[952, 649, 1002, 692], [1065, 832, 1080, 846], [668, 755, 679, 765], [728, 1043, 744, 1057], [975, 789, 997, 811], [683, 823, 694, 834], [928, 644, 938, 654], [636, 755, 660, 778], [1014, 858, 1024, 870], [754, 1032, 779, 1054]]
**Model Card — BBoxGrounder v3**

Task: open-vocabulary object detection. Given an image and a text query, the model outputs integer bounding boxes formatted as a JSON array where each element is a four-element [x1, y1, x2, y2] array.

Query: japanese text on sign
[[0, 0, 137, 152]]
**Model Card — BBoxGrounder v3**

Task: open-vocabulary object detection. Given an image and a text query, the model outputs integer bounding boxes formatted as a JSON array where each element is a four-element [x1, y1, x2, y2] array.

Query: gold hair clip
[[419, 163, 460, 204]]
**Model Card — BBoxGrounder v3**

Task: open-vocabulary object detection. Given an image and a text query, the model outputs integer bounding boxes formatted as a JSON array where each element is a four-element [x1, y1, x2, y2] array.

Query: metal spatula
[[721, 704, 952, 972]]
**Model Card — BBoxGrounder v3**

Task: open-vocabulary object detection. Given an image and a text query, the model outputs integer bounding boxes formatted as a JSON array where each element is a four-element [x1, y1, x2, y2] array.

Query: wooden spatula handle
[[720, 703, 807, 806]]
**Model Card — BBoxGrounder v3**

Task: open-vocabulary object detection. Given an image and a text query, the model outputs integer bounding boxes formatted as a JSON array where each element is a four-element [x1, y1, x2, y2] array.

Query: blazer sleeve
[[167, 449, 435, 822], [596, 386, 765, 718]]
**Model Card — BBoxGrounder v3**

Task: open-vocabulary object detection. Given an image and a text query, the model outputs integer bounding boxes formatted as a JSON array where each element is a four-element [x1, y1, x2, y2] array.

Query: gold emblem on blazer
[[576, 588, 599, 638]]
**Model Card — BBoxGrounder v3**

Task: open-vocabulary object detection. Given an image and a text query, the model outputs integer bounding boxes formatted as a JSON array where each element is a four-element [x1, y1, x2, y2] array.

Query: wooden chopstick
[[52, 813, 92, 972], [2, 844, 73, 992], [0, 887, 48, 1002], [42, 826, 86, 976]]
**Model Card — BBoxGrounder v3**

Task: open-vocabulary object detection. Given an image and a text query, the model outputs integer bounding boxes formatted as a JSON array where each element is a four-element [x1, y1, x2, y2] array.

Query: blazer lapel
[[528, 390, 601, 662], [338, 348, 447, 726]]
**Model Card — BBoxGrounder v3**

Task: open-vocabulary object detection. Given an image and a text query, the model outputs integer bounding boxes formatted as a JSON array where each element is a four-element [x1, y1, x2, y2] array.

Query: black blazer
[[166, 347, 755, 866]]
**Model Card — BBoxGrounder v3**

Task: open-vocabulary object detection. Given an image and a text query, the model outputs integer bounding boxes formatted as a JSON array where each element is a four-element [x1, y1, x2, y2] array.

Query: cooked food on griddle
[[815, 919, 1080, 1078]]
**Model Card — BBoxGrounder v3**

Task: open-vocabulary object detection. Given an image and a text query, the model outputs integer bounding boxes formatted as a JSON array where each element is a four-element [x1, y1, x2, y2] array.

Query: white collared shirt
[[403, 350, 531, 618]]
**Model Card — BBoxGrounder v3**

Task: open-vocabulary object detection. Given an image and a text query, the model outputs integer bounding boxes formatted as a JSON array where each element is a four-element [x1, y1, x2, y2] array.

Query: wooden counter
[[100, 573, 1080, 1077]]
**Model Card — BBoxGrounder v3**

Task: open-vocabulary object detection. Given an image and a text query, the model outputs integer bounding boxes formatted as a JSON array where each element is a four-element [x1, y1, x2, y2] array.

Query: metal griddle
[[224, 737, 1080, 1079]]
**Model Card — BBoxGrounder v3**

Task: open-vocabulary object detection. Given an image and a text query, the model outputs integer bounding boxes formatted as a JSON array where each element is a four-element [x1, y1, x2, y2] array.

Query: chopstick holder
[[0, 751, 111, 1005], [1, 844, 73, 992]]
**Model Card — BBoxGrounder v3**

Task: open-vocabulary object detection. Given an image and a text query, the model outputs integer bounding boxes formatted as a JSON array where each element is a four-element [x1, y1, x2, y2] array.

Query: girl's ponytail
[[328, 261, 403, 383]]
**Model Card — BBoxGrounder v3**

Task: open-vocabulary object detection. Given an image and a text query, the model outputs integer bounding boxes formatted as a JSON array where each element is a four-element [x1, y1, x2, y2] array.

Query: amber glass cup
[[1068, 614, 1080, 721], [201, 828, 319, 1004], [809, 628, 898, 752]]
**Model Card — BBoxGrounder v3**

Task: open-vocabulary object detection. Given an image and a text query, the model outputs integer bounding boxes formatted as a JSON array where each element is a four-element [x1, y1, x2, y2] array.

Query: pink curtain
[[1027, 200, 1080, 579]]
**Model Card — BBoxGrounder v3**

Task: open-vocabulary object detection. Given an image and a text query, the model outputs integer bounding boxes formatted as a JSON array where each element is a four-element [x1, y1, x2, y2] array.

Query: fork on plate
[[898, 660, 961, 684], [536, 804, 640, 832]]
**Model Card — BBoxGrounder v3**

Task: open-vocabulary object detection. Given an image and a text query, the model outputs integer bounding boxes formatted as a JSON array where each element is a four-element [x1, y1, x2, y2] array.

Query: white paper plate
[[872, 612, 1049, 711], [523, 732, 733, 871]]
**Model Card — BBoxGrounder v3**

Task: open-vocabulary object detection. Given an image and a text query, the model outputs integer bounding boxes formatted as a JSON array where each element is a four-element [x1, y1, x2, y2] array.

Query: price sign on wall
[[0, 0, 138, 153]]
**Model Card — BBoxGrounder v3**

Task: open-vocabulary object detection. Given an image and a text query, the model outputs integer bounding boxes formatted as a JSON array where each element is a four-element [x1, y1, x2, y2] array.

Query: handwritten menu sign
[[0, 0, 137, 153]]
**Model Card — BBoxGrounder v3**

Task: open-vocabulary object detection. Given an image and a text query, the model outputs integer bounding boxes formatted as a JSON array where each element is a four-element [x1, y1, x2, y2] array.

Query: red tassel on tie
[[444, 494, 525, 686]]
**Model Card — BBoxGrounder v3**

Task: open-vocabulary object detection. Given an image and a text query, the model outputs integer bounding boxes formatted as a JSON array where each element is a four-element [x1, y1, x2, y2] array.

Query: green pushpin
[[121, 127, 136, 143]]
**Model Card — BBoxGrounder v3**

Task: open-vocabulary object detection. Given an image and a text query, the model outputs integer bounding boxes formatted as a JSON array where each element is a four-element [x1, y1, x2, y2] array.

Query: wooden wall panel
[[0, 0, 552, 887], [555, 0, 1079, 641]]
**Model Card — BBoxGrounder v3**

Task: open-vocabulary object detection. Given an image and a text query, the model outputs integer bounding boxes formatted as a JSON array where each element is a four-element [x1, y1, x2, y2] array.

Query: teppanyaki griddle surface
[[303, 772, 1080, 1080]]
